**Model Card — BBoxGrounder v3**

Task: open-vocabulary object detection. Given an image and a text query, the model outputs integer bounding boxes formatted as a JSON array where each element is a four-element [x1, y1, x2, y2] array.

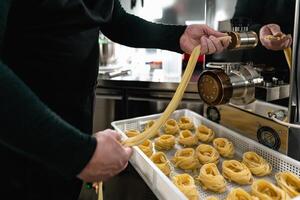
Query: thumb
[[123, 147, 133, 159]]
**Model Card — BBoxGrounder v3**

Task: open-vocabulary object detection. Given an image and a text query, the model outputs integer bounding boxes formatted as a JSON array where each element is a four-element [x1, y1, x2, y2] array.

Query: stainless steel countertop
[[97, 65, 201, 93]]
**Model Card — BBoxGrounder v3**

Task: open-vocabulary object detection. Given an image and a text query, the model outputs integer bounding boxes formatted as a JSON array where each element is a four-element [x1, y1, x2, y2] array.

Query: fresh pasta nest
[[172, 174, 199, 200], [213, 138, 235, 158], [178, 116, 195, 130], [275, 171, 300, 198], [155, 134, 175, 151], [222, 160, 253, 185], [195, 144, 220, 165], [242, 151, 272, 176], [225, 188, 253, 200], [150, 152, 171, 176], [252, 179, 290, 200], [172, 148, 200, 170], [178, 130, 198, 147], [163, 119, 179, 135], [196, 163, 226, 193], [196, 125, 215, 143], [138, 139, 153, 157]]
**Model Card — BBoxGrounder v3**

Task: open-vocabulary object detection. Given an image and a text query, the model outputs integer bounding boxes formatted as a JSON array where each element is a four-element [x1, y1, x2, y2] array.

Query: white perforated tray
[[111, 109, 300, 200]]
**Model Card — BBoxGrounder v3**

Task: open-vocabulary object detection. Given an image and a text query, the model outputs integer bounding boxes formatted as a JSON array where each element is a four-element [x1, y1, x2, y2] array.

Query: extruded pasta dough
[[172, 148, 200, 170], [196, 163, 226, 193], [155, 134, 175, 151], [138, 139, 153, 157], [125, 129, 140, 138], [195, 144, 220, 165], [144, 120, 159, 137], [275, 172, 300, 198], [213, 138, 235, 158], [122, 46, 201, 147], [225, 188, 254, 200], [178, 116, 195, 130], [222, 160, 253, 185], [206, 197, 219, 200], [252, 179, 290, 200], [242, 151, 272, 176], [172, 174, 199, 200], [150, 152, 171, 176], [196, 125, 215, 143], [163, 119, 179, 135], [178, 130, 198, 146]]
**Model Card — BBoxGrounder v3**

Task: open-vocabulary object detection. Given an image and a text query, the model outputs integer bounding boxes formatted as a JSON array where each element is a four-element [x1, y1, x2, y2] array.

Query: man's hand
[[260, 24, 292, 50], [77, 129, 133, 182], [180, 24, 230, 55]]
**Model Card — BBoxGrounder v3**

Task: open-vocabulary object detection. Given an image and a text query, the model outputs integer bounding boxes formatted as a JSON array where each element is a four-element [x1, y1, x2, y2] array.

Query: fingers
[[200, 36, 208, 54], [200, 36, 230, 55], [201, 24, 227, 38], [261, 33, 292, 50], [98, 129, 121, 141], [260, 24, 292, 50], [209, 36, 226, 53], [180, 25, 229, 54], [267, 24, 282, 36]]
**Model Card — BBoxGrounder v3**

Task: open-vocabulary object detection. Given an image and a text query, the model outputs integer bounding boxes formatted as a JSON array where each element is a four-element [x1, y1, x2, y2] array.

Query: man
[[1, 0, 229, 199]]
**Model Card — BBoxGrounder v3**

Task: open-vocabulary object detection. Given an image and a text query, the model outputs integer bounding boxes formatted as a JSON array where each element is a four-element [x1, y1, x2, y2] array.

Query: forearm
[[100, 0, 186, 53], [0, 62, 96, 178]]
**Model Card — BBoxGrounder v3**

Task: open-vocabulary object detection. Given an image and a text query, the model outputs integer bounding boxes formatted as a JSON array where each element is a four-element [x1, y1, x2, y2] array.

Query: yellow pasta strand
[[125, 129, 140, 138], [195, 144, 219, 165], [222, 160, 253, 185], [178, 116, 195, 130], [178, 130, 198, 147], [213, 138, 235, 158], [242, 152, 272, 176], [138, 139, 153, 157], [196, 124, 215, 143], [252, 179, 290, 200], [144, 120, 160, 138], [150, 152, 171, 176], [196, 163, 226, 193], [265, 35, 292, 70], [275, 172, 300, 198], [172, 174, 199, 200], [225, 188, 254, 200], [123, 46, 201, 147], [205, 197, 219, 200], [163, 119, 180, 135], [172, 148, 200, 170], [284, 47, 292, 70], [154, 134, 176, 151]]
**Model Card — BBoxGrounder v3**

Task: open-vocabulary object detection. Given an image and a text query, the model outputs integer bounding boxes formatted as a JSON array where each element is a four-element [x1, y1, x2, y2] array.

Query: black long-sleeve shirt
[[0, 0, 186, 182]]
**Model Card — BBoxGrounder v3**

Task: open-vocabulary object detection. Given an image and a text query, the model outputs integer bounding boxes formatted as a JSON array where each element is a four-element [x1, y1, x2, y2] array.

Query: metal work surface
[[97, 68, 202, 93]]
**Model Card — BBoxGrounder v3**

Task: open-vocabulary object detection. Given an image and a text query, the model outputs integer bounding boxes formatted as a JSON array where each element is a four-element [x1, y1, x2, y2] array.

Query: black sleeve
[[0, 0, 96, 179], [100, 0, 187, 53], [0, 62, 97, 178]]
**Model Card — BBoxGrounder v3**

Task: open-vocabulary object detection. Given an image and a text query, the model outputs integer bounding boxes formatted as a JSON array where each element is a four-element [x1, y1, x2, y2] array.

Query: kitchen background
[[94, 0, 238, 132]]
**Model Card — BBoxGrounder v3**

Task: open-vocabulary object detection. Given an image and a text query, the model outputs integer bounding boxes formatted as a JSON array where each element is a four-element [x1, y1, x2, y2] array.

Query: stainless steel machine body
[[198, 28, 294, 155]]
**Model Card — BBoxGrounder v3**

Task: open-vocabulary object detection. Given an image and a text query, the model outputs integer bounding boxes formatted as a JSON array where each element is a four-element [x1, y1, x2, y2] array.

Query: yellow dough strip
[[98, 46, 200, 200], [284, 47, 292, 70], [122, 45, 201, 147], [265, 35, 292, 70]]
